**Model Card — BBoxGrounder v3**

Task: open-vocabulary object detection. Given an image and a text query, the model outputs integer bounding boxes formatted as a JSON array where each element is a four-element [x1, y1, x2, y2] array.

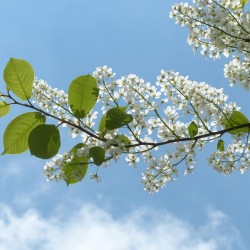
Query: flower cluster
[[208, 135, 250, 174], [224, 55, 250, 89], [170, 0, 250, 88], [32, 79, 69, 120], [32, 1, 250, 192], [39, 64, 246, 193]]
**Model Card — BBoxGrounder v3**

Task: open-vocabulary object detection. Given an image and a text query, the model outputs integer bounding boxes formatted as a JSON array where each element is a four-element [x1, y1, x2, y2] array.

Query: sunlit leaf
[[105, 107, 133, 130], [2, 112, 45, 154], [115, 134, 131, 145], [0, 101, 10, 118], [28, 124, 60, 159], [223, 110, 249, 135], [98, 113, 107, 134], [188, 121, 198, 139], [217, 139, 225, 152], [68, 75, 99, 118], [115, 134, 131, 152], [62, 143, 88, 185], [241, 0, 249, 7], [3, 58, 34, 100]]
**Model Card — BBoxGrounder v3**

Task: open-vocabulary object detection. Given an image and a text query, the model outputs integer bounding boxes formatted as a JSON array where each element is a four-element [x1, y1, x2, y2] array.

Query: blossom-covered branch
[[0, 0, 249, 193]]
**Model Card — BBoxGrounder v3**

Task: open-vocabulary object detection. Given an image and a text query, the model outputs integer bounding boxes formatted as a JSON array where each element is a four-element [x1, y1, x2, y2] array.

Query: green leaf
[[98, 107, 129, 134], [188, 121, 198, 139], [115, 134, 131, 145], [223, 110, 249, 135], [0, 101, 10, 118], [3, 58, 34, 101], [217, 139, 225, 152], [62, 143, 89, 185], [241, 0, 249, 7], [28, 124, 60, 159], [115, 134, 131, 152], [98, 113, 107, 134], [105, 107, 133, 130], [89, 146, 105, 166], [2, 112, 45, 154], [68, 74, 99, 118], [118, 106, 127, 112]]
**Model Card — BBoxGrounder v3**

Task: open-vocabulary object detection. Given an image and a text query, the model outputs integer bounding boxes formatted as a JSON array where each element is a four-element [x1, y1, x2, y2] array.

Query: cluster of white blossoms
[[32, 79, 70, 120], [170, 0, 250, 89], [40, 63, 248, 193], [208, 136, 250, 175], [224, 55, 250, 89], [37, 0, 250, 192]]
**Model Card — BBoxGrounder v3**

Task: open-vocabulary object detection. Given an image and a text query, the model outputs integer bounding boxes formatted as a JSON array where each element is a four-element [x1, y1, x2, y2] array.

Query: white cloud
[[0, 203, 245, 250]]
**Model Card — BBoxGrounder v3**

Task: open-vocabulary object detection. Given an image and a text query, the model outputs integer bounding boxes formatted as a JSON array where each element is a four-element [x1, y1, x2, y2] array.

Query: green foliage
[[3, 58, 34, 101], [62, 143, 88, 185], [68, 75, 99, 119], [223, 110, 249, 135], [241, 0, 249, 7], [217, 139, 225, 151], [98, 107, 132, 133], [105, 107, 133, 130], [2, 112, 45, 154], [0, 101, 10, 117], [89, 146, 105, 166], [115, 134, 131, 145], [115, 134, 131, 152], [98, 113, 107, 134], [188, 121, 198, 139], [28, 124, 60, 159]]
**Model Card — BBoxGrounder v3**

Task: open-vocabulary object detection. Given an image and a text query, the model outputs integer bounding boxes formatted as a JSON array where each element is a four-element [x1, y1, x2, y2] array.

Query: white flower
[[90, 174, 101, 183]]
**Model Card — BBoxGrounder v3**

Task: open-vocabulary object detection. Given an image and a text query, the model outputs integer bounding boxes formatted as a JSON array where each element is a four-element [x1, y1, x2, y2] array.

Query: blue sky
[[0, 0, 249, 249]]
